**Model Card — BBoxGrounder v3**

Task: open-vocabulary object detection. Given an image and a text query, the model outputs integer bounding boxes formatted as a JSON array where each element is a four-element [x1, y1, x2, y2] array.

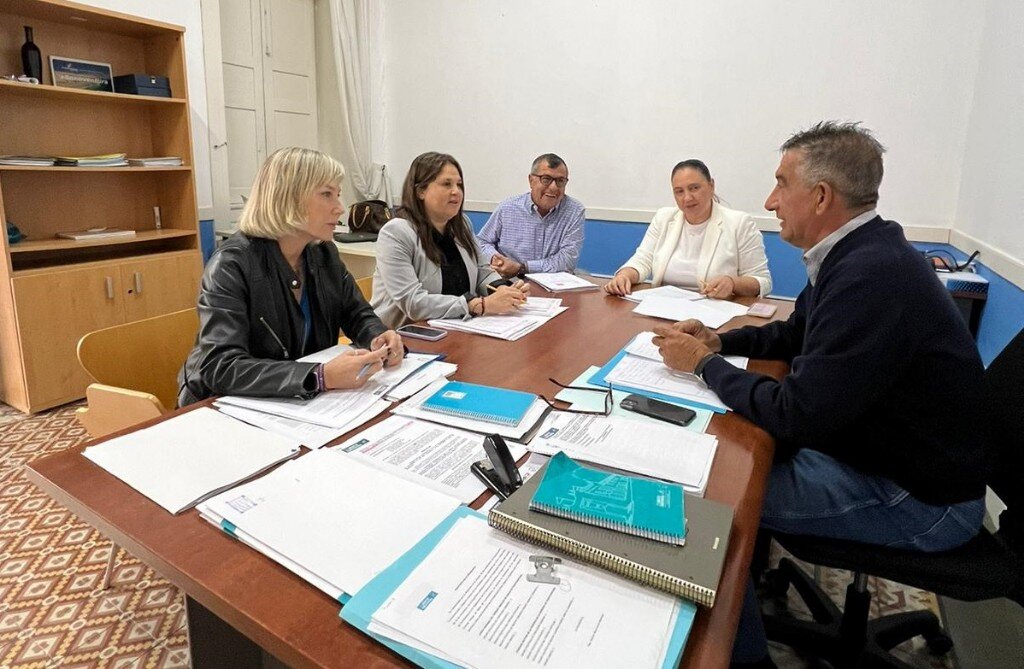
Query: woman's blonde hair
[[238, 147, 346, 239]]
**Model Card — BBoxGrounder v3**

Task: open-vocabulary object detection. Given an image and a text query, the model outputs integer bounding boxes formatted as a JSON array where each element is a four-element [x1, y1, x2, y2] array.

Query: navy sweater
[[704, 217, 988, 505]]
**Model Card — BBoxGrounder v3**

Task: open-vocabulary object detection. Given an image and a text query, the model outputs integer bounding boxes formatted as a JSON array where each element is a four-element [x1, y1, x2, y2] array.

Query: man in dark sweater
[[653, 122, 988, 668]]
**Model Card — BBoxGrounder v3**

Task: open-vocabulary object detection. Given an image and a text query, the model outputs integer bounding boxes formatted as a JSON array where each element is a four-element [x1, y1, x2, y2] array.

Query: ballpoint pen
[[356, 346, 388, 379]]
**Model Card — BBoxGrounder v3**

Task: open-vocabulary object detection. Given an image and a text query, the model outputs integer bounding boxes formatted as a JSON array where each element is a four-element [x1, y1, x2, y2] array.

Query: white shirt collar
[[803, 209, 877, 285]]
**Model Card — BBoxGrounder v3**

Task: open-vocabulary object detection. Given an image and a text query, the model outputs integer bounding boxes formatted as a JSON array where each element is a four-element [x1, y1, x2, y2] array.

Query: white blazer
[[619, 202, 772, 296]]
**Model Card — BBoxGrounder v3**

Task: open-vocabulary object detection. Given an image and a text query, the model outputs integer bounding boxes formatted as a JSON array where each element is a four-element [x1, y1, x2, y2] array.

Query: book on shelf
[[128, 156, 183, 167], [56, 227, 136, 241], [489, 456, 734, 607], [55, 153, 128, 167], [0, 155, 56, 166]]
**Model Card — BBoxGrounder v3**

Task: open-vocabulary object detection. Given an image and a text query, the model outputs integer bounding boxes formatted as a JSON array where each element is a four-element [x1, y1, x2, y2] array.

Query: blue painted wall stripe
[[466, 210, 1022, 364]]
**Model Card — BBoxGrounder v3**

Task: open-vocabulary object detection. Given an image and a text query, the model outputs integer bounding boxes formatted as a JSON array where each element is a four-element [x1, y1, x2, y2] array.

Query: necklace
[[289, 261, 302, 289]]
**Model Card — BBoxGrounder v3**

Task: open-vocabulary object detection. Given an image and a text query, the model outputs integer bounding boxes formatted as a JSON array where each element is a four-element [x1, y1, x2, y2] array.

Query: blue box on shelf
[[113, 74, 171, 97]]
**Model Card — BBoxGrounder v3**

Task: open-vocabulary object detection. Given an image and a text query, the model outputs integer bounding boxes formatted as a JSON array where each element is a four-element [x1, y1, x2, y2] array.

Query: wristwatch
[[693, 353, 720, 381]]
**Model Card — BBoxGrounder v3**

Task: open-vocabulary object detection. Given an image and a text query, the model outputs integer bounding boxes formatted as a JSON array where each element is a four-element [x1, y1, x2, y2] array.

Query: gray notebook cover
[[488, 460, 733, 606]]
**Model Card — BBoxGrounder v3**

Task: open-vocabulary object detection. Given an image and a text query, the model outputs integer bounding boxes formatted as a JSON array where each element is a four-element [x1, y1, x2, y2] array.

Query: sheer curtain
[[320, 0, 391, 207]]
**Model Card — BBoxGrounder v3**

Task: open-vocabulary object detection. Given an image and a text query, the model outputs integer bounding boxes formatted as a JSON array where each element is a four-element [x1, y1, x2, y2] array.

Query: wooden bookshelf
[[0, 0, 201, 413]]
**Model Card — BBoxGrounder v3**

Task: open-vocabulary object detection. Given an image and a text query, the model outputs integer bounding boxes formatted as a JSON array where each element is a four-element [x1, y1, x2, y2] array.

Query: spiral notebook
[[420, 381, 536, 427], [489, 458, 733, 607], [530, 452, 686, 545]]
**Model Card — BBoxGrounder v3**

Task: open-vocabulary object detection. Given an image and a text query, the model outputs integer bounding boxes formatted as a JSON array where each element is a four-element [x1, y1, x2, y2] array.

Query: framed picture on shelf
[[49, 56, 113, 92]]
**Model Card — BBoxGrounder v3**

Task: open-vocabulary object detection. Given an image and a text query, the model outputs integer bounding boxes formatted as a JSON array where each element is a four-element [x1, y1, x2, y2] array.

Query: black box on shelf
[[113, 74, 171, 97]]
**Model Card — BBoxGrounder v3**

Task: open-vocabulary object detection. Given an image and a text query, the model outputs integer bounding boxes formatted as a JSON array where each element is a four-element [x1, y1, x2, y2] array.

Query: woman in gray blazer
[[371, 152, 529, 329]]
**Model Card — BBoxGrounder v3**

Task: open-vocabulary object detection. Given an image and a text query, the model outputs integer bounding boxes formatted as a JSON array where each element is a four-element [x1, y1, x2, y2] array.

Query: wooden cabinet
[[0, 1, 202, 412]]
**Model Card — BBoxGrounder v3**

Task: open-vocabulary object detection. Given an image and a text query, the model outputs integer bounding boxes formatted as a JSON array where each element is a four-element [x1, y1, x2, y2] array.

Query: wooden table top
[[25, 284, 791, 669]]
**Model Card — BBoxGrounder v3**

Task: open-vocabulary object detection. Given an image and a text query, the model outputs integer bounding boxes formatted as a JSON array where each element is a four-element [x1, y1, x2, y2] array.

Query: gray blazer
[[371, 217, 500, 329]]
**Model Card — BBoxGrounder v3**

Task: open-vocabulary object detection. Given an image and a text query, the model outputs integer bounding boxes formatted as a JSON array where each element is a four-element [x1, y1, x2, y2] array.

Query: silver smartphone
[[397, 324, 448, 341]]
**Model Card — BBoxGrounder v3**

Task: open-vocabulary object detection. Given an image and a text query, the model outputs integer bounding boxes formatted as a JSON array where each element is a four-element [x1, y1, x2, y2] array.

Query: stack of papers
[[530, 413, 718, 496], [525, 271, 599, 292], [217, 346, 445, 448], [0, 155, 55, 166], [517, 295, 563, 315], [428, 305, 567, 341], [592, 332, 748, 413], [553, 365, 714, 433], [633, 295, 748, 328], [128, 156, 183, 167], [336, 416, 526, 503], [55, 153, 128, 167], [197, 450, 460, 600], [83, 407, 300, 514], [345, 512, 694, 669], [392, 379, 550, 442]]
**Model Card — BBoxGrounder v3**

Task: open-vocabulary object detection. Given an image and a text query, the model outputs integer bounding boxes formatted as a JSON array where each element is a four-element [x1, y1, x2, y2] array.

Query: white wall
[[376, 0, 984, 229], [82, 0, 213, 219], [953, 0, 1024, 284]]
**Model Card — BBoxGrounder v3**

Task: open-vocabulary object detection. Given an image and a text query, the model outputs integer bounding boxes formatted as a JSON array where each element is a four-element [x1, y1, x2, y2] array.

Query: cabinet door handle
[[134, 271, 143, 295], [105, 276, 114, 300]]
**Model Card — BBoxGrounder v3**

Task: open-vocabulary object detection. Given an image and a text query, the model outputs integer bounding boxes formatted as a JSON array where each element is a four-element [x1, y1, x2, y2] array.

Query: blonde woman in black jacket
[[178, 148, 402, 406]]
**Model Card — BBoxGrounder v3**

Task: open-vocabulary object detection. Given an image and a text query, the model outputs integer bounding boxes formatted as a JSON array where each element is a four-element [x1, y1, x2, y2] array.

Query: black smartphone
[[619, 394, 696, 427], [397, 324, 448, 341]]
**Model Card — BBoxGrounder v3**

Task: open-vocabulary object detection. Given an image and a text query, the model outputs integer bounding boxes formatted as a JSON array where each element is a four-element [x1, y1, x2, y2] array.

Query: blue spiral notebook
[[421, 381, 536, 426], [531, 452, 686, 545], [340, 506, 697, 669]]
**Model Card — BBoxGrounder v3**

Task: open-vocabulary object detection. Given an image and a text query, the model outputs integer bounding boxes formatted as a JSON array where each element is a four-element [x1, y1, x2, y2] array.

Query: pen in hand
[[355, 346, 387, 379]]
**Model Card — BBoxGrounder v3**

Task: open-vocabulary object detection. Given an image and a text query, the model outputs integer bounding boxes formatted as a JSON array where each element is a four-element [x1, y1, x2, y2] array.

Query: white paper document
[[334, 416, 526, 503], [198, 450, 460, 598], [84, 407, 300, 514], [622, 284, 702, 303], [530, 413, 717, 495], [524, 271, 599, 292], [633, 295, 747, 328], [368, 515, 681, 669], [392, 380, 550, 442], [428, 307, 567, 341], [605, 354, 732, 412], [625, 332, 749, 370], [386, 361, 458, 400], [217, 389, 388, 430], [517, 296, 563, 315]]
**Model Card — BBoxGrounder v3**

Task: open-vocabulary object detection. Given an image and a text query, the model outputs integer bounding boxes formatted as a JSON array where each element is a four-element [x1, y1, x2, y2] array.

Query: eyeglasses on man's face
[[530, 174, 569, 188], [538, 378, 612, 416]]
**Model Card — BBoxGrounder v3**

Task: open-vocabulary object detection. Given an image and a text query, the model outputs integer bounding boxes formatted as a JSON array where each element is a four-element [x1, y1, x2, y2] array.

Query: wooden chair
[[75, 307, 199, 588], [340, 276, 375, 345]]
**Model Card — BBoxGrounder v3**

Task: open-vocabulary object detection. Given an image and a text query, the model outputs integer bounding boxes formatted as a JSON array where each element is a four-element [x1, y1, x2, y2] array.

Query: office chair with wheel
[[761, 327, 1024, 668]]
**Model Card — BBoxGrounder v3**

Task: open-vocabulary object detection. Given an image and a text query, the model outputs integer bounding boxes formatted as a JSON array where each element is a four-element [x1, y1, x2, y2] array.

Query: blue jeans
[[732, 449, 985, 662]]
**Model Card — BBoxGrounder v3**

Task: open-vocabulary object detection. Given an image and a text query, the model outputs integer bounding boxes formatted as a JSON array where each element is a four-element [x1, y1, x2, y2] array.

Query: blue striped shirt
[[476, 192, 586, 273]]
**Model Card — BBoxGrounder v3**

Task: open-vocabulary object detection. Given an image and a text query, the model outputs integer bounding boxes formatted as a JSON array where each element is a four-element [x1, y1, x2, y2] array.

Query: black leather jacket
[[178, 233, 387, 406]]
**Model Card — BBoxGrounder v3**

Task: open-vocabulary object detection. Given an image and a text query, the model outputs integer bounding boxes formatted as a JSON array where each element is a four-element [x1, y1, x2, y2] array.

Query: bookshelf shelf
[[9, 229, 197, 254], [0, 165, 192, 172], [0, 79, 187, 106]]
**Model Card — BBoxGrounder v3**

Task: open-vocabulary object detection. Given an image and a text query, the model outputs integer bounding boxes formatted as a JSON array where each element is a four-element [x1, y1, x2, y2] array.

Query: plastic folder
[[421, 380, 535, 426], [589, 348, 726, 414], [340, 506, 697, 669]]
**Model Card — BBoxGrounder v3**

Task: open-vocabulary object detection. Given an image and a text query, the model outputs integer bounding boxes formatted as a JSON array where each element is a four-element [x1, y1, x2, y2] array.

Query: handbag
[[347, 200, 393, 235]]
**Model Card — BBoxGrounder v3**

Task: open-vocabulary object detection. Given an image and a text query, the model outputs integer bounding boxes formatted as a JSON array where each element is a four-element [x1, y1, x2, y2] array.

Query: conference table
[[25, 282, 792, 669]]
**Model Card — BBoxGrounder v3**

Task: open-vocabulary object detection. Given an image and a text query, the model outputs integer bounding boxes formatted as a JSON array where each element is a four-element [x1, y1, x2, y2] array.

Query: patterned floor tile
[[0, 403, 190, 668]]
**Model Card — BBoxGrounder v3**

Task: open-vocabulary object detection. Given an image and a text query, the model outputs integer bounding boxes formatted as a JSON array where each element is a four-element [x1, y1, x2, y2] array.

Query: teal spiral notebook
[[421, 380, 536, 426], [530, 452, 686, 545]]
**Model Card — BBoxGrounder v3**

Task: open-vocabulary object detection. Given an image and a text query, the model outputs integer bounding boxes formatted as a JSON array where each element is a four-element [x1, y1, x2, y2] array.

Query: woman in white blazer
[[371, 152, 529, 329], [604, 160, 772, 298]]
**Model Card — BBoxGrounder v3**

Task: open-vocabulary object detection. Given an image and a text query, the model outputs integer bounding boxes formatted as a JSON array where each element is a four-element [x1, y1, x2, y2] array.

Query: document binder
[[490, 458, 734, 607], [421, 380, 535, 426], [530, 452, 686, 545]]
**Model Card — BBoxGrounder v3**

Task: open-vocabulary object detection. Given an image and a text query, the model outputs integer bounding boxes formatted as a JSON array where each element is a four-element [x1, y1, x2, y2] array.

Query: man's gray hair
[[781, 121, 885, 209], [531, 153, 566, 173]]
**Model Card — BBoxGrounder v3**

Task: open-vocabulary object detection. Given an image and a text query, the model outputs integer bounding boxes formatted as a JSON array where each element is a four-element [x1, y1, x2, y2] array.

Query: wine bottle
[[21, 26, 43, 82]]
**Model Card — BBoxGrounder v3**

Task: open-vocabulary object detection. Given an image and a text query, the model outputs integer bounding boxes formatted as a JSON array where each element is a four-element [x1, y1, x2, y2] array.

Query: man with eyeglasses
[[477, 153, 586, 279]]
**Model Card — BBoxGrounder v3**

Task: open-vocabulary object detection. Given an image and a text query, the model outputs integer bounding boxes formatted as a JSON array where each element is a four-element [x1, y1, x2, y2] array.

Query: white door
[[216, 0, 318, 225], [263, 0, 319, 152]]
